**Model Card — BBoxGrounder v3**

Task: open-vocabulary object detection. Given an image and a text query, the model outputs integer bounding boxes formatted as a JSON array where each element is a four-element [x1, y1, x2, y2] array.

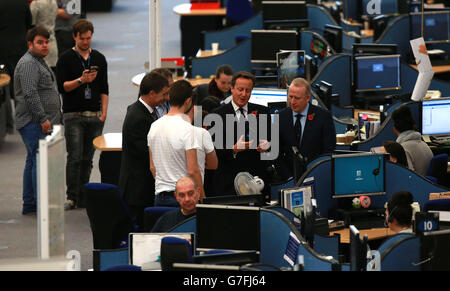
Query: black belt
[[158, 191, 174, 197]]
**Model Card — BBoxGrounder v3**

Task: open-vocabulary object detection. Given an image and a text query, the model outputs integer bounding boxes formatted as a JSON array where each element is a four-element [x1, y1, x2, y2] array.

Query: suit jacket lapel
[[300, 105, 316, 147]]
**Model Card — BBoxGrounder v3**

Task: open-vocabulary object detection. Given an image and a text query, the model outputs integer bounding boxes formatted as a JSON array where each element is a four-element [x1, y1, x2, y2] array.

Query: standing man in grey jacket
[[15, 26, 62, 215], [392, 105, 433, 176]]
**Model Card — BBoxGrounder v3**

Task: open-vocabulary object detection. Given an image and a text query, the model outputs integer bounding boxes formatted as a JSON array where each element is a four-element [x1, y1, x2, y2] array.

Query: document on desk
[[283, 232, 300, 267]]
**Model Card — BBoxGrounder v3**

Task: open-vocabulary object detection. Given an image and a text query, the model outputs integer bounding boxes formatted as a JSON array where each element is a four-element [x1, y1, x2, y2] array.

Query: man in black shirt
[[56, 19, 109, 210], [151, 176, 200, 232]]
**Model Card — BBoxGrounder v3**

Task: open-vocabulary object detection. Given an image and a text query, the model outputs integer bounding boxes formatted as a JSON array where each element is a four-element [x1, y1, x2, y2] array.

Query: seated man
[[385, 190, 414, 234], [391, 105, 433, 176], [151, 177, 200, 232]]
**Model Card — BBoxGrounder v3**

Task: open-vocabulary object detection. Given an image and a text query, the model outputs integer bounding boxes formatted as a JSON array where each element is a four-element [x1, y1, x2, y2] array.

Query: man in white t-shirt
[[148, 80, 205, 206]]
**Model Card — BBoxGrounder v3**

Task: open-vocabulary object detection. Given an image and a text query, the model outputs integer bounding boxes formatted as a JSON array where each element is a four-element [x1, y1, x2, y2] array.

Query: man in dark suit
[[210, 71, 272, 197], [119, 72, 169, 230], [276, 78, 336, 181]]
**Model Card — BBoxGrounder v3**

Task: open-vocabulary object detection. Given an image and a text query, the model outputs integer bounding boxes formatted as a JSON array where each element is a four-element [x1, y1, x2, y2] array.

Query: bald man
[[151, 176, 200, 232]]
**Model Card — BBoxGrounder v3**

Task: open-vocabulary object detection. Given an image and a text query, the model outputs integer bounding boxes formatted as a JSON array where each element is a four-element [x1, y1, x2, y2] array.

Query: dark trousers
[[64, 114, 104, 203]]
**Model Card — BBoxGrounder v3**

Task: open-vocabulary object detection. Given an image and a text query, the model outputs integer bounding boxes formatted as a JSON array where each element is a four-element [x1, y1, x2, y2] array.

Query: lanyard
[[73, 47, 91, 71]]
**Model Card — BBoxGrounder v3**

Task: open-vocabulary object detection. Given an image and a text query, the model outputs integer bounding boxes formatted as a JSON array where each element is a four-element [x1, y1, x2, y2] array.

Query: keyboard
[[430, 135, 450, 145]]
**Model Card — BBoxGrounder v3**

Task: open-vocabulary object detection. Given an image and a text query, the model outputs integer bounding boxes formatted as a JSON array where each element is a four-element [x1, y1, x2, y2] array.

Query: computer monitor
[[354, 54, 401, 92], [128, 232, 194, 267], [251, 30, 300, 63], [249, 88, 288, 107], [421, 229, 450, 271], [332, 153, 386, 198], [349, 225, 368, 271], [195, 204, 261, 252], [193, 250, 259, 265], [323, 24, 343, 53], [410, 11, 450, 43], [276, 50, 305, 89], [314, 80, 333, 109], [421, 97, 450, 136], [352, 43, 398, 56], [202, 194, 266, 206], [362, 0, 398, 15], [262, 1, 307, 29]]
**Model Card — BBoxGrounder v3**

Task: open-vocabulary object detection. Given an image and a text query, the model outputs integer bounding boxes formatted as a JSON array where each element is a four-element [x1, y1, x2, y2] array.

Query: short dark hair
[[387, 191, 414, 227], [215, 65, 233, 78], [26, 26, 50, 42], [72, 19, 94, 37], [383, 140, 408, 167], [169, 80, 194, 107], [392, 105, 416, 133], [151, 68, 173, 80], [231, 71, 255, 88], [139, 72, 169, 96]]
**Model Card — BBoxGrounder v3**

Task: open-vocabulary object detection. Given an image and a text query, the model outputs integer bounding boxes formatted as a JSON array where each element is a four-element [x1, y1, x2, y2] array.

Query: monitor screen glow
[[332, 153, 386, 198], [354, 55, 401, 92], [422, 98, 450, 136], [410, 11, 450, 43]]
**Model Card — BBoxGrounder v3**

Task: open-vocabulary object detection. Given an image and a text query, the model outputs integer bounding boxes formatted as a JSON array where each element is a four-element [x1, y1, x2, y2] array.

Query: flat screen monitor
[[277, 50, 305, 89], [352, 43, 398, 56], [195, 204, 261, 252], [202, 194, 266, 206], [262, 1, 307, 26], [410, 11, 450, 43], [128, 232, 194, 267], [421, 229, 450, 271], [349, 225, 368, 271], [280, 185, 313, 217], [193, 250, 259, 265], [362, 0, 398, 15], [249, 88, 288, 107], [332, 153, 386, 198], [421, 97, 450, 136], [251, 30, 300, 63], [354, 54, 401, 92], [323, 24, 343, 53]]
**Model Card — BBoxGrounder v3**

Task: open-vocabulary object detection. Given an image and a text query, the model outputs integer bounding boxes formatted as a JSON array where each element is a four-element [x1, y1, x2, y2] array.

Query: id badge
[[84, 87, 91, 100]]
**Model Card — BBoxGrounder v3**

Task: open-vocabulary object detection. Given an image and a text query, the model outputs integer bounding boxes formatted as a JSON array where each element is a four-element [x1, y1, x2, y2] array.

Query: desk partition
[[307, 4, 339, 31]]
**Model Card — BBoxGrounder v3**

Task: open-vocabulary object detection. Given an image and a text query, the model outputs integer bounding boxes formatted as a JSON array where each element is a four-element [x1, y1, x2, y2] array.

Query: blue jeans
[[154, 191, 179, 207], [19, 122, 45, 212], [64, 114, 104, 203]]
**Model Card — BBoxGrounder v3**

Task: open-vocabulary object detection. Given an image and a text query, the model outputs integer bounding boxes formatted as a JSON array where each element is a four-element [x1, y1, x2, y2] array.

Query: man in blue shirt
[[151, 176, 200, 232]]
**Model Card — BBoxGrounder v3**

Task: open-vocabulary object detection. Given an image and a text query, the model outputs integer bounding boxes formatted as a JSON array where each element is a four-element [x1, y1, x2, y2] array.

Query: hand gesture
[[257, 139, 270, 153], [80, 69, 97, 84], [233, 135, 253, 154]]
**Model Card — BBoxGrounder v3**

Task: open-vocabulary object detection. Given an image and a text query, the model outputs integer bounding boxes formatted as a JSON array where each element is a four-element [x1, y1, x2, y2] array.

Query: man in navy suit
[[275, 78, 336, 181], [210, 71, 272, 197], [119, 72, 169, 230]]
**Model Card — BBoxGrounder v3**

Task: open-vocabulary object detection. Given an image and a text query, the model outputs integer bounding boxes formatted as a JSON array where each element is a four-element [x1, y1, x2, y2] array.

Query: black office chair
[[143, 206, 177, 232], [84, 183, 138, 249], [160, 236, 193, 271], [426, 154, 448, 186]]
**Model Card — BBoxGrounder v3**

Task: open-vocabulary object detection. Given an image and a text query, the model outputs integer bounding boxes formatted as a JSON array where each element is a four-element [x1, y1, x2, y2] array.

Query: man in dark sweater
[[56, 19, 109, 210], [151, 177, 200, 232]]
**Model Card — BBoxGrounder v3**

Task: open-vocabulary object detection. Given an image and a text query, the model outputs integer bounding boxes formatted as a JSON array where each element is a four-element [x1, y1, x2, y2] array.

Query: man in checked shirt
[[14, 26, 62, 215]]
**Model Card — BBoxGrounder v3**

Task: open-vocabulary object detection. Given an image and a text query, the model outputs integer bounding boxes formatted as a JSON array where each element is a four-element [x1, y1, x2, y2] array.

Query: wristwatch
[[77, 78, 82, 85]]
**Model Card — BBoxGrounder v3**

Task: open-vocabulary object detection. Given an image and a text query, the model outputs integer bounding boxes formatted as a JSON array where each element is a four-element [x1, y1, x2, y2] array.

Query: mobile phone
[[89, 65, 99, 72]]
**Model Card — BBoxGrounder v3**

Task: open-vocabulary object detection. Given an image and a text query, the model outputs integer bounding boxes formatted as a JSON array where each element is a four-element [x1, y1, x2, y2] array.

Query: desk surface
[[330, 227, 396, 244], [93, 133, 122, 151], [173, 3, 226, 16], [0, 73, 11, 88], [196, 49, 224, 58], [410, 64, 450, 74], [132, 72, 211, 87]]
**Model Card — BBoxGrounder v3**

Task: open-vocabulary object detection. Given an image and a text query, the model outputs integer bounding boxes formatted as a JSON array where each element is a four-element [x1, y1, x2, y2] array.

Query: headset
[[384, 205, 398, 227], [372, 155, 381, 176]]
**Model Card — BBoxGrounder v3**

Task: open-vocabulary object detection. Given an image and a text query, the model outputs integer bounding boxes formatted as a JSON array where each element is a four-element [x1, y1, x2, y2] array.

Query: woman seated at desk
[[385, 191, 414, 234]]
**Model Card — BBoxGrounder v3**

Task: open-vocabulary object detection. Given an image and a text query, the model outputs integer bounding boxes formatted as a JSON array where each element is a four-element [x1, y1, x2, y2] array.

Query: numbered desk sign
[[415, 212, 439, 235]]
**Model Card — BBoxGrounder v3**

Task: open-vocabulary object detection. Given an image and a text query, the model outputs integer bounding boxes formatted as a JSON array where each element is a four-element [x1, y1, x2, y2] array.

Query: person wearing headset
[[385, 191, 414, 234]]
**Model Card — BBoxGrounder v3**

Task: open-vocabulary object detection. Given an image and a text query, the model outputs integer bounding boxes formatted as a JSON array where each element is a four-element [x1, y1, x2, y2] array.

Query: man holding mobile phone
[[56, 19, 109, 210]]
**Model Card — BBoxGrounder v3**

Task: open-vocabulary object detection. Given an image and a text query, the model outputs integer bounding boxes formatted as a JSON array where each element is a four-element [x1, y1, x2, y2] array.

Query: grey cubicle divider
[[353, 101, 420, 152], [203, 13, 262, 51], [310, 53, 352, 107], [191, 38, 252, 78], [375, 14, 411, 57], [307, 4, 339, 31]]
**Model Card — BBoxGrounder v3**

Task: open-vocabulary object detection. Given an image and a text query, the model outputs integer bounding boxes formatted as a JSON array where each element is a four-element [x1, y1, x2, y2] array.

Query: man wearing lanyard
[[56, 19, 109, 210]]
